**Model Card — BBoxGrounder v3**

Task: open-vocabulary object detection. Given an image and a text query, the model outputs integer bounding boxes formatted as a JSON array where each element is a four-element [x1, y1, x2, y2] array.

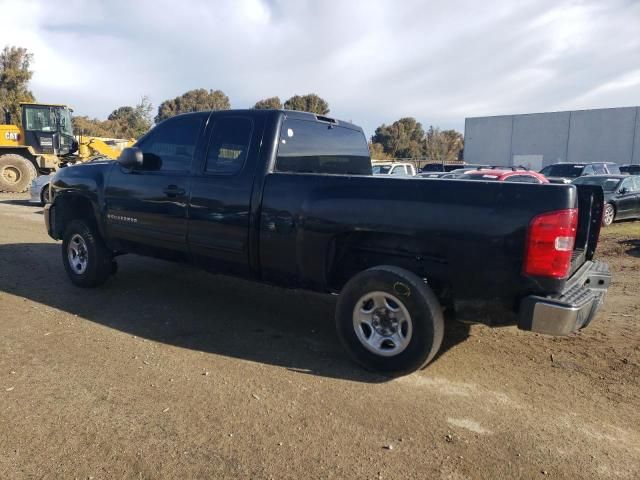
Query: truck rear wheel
[[336, 266, 444, 375], [0, 154, 36, 193], [62, 220, 113, 287]]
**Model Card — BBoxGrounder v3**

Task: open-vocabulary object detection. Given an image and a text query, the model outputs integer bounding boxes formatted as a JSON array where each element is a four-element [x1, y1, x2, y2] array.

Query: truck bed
[[259, 173, 601, 320]]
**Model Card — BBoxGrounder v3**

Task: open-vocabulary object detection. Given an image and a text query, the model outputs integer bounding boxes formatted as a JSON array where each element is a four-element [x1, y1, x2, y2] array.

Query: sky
[[1, 0, 639, 138]]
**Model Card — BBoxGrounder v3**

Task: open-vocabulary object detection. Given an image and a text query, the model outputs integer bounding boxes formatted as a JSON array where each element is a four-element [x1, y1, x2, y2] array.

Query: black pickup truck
[[45, 109, 611, 374]]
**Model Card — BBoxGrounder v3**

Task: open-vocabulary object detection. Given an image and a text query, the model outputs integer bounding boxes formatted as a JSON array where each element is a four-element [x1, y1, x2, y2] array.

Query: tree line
[[1, 45, 463, 161], [370, 118, 464, 163]]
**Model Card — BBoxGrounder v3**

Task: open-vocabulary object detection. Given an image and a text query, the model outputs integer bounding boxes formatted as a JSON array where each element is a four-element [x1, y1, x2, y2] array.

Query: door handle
[[163, 185, 185, 197]]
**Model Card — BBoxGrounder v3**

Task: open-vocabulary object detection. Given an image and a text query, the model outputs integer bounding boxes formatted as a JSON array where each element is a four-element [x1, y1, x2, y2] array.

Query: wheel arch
[[52, 193, 105, 240], [40, 182, 51, 204]]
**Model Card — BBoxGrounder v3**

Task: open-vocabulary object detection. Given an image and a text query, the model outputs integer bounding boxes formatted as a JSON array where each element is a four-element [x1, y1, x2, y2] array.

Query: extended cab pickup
[[45, 110, 611, 374]]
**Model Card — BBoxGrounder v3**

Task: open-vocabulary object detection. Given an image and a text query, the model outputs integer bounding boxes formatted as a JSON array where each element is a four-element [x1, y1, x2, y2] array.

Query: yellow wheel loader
[[0, 103, 131, 192]]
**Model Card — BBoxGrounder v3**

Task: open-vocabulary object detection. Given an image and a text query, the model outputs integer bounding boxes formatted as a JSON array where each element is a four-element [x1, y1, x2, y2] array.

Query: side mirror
[[619, 187, 628, 195], [117, 147, 143, 169]]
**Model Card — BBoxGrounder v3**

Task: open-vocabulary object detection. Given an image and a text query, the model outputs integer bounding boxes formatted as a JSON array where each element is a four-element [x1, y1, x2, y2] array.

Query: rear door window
[[276, 118, 371, 175], [390, 166, 408, 176], [204, 116, 253, 175]]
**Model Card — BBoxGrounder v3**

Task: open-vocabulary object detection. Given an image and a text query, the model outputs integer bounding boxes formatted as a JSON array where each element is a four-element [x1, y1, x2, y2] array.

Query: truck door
[[187, 114, 263, 276], [104, 113, 207, 259]]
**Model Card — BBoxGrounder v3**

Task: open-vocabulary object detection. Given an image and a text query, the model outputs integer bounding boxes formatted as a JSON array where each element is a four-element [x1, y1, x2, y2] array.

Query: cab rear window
[[276, 119, 371, 175]]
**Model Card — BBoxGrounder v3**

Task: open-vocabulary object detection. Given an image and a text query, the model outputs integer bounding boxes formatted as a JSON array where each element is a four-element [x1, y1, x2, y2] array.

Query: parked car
[[441, 167, 488, 179], [418, 167, 496, 180], [421, 162, 487, 173], [29, 174, 52, 206], [29, 156, 109, 206], [45, 109, 610, 375], [416, 171, 451, 179], [573, 175, 640, 226], [459, 167, 549, 184], [540, 162, 621, 184], [620, 165, 640, 175], [372, 162, 416, 176]]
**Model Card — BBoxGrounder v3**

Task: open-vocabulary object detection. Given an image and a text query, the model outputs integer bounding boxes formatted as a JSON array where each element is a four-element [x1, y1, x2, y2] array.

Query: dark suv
[[540, 162, 621, 184], [620, 165, 640, 175]]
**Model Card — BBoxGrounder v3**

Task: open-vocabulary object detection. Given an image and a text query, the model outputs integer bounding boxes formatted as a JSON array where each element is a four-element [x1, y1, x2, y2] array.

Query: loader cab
[[20, 103, 77, 156]]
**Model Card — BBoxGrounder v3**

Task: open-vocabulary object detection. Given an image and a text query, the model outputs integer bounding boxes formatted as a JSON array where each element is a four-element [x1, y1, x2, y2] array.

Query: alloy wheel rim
[[352, 291, 413, 357], [67, 234, 89, 274], [604, 206, 614, 225]]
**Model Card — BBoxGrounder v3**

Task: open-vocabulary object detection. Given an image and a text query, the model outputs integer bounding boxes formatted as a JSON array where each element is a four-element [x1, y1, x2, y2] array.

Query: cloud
[[1, 0, 638, 137]]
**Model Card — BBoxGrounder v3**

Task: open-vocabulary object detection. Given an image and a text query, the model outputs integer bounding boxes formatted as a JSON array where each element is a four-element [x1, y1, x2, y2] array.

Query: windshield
[[540, 164, 584, 178], [573, 176, 621, 192], [372, 165, 392, 174], [57, 107, 73, 136]]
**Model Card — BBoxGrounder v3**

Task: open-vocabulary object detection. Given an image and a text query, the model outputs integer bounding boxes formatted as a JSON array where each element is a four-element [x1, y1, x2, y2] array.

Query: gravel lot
[[0, 193, 639, 479]]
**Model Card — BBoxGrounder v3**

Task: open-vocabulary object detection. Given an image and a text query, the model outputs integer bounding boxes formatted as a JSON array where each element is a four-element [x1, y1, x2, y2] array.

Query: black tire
[[40, 183, 51, 206], [62, 219, 113, 287], [336, 265, 444, 375], [602, 203, 615, 227], [0, 154, 36, 193]]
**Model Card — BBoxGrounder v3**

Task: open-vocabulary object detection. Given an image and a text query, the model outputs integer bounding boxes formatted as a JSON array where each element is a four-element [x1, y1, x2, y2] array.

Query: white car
[[29, 174, 52, 206], [372, 162, 417, 176]]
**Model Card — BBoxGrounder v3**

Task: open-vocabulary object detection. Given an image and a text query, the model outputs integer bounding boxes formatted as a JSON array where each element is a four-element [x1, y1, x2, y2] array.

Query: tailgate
[[569, 185, 604, 276]]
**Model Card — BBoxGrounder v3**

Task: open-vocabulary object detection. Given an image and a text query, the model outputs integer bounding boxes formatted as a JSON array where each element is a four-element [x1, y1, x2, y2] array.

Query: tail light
[[524, 208, 578, 279]]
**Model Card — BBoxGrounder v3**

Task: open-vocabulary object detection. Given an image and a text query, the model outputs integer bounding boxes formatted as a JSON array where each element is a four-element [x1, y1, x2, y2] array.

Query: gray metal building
[[464, 106, 640, 171]]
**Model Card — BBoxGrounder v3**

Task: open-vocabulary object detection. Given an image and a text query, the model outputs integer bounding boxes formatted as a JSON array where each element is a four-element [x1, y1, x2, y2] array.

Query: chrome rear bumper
[[518, 260, 611, 336]]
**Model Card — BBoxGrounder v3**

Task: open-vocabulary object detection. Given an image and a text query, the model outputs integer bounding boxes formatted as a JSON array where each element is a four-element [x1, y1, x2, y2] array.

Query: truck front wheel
[[0, 154, 36, 193], [62, 220, 113, 287], [336, 266, 444, 375]]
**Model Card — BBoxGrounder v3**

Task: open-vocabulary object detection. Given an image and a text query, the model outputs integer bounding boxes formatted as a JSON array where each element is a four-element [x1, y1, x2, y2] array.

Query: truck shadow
[[0, 242, 470, 383], [0, 199, 35, 206], [0, 199, 44, 214]]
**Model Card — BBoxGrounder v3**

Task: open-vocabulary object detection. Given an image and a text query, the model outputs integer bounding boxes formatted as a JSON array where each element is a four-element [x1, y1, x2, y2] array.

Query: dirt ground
[[0, 193, 638, 479]]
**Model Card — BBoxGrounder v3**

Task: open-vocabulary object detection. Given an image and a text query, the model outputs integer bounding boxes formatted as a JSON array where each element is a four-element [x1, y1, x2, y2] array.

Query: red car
[[460, 168, 549, 184]]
